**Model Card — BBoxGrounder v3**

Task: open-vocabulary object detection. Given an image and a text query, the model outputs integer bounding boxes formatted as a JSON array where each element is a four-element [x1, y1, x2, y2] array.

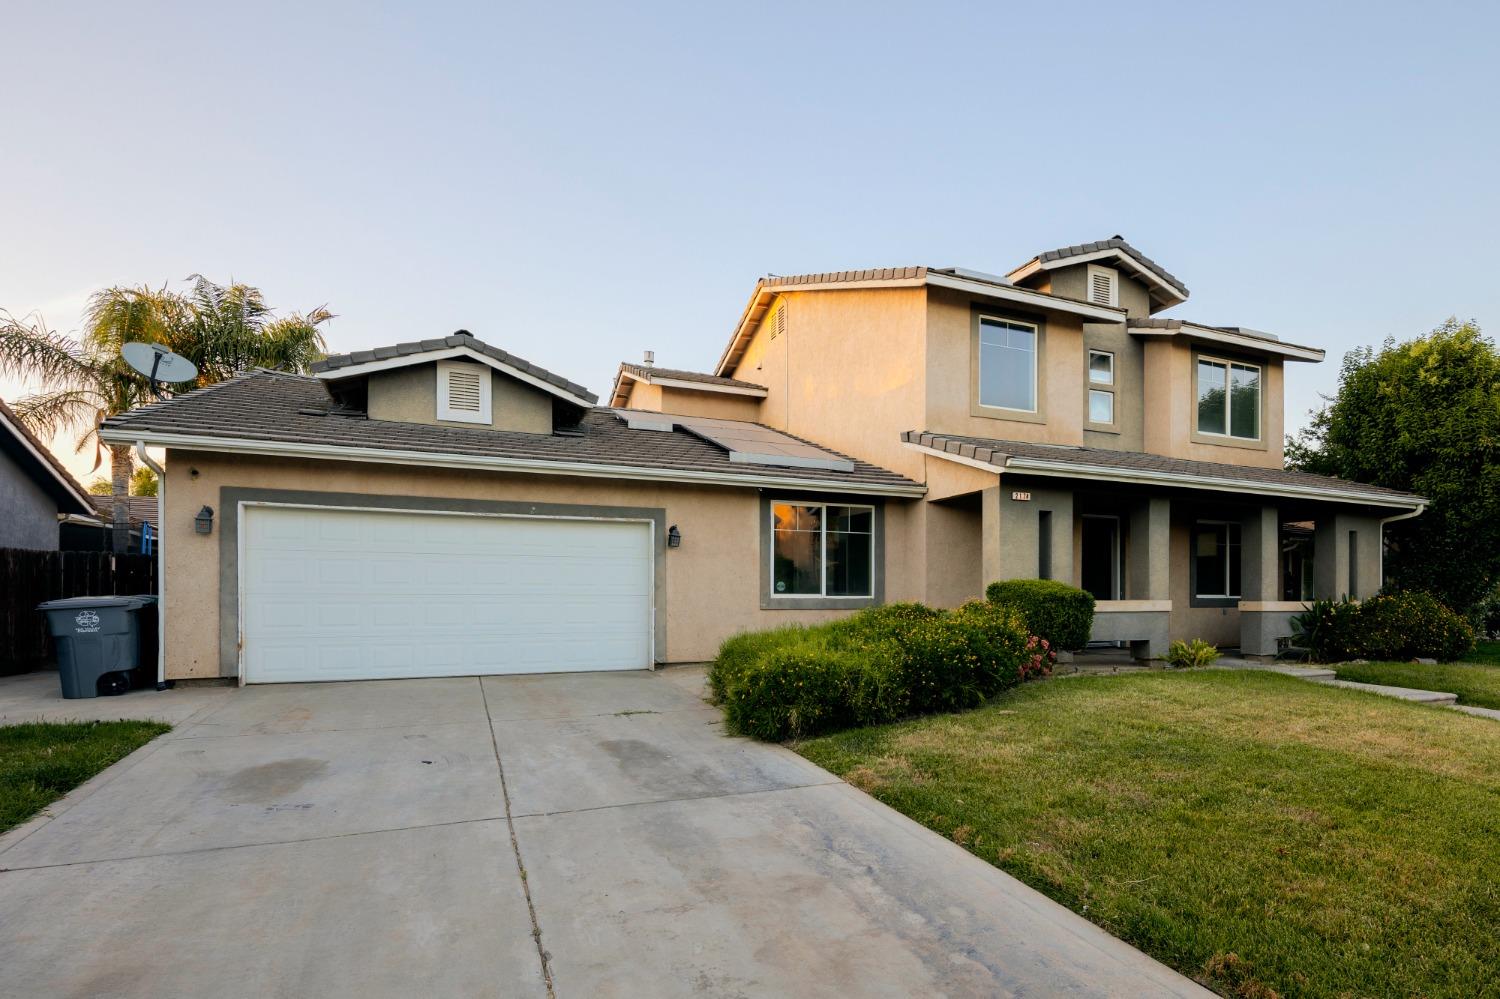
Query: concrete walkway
[[1213, 658, 1487, 714], [0, 668, 1208, 998]]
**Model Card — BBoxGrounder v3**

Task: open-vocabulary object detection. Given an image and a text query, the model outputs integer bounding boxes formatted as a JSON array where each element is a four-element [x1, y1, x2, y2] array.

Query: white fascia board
[[316, 346, 596, 409], [1179, 325, 1324, 362], [922, 273, 1126, 321], [99, 429, 927, 497], [0, 408, 95, 513], [1031, 248, 1188, 306], [1002, 456, 1423, 508]]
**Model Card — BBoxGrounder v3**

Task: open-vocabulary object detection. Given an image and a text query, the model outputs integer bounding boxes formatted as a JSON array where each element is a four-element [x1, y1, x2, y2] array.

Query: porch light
[[194, 505, 214, 535], [667, 525, 682, 548]]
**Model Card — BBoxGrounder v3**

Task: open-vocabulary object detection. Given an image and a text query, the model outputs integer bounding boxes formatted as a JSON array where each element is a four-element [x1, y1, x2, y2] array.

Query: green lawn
[[1, 720, 170, 834], [1332, 640, 1500, 710], [796, 671, 1500, 999]]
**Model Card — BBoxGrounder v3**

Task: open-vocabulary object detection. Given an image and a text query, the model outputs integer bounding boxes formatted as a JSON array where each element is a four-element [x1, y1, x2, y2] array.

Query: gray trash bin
[[37, 595, 158, 699]]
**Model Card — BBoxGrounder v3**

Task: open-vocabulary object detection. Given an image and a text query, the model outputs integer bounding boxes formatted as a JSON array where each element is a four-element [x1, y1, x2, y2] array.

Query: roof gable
[[0, 398, 95, 516], [312, 332, 597, 408], [609, 363, 768, 408], [1007, 236, 1189, 311]]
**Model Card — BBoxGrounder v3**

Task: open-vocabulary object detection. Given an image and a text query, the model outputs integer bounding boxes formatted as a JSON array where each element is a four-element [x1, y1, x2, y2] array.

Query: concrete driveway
[[0, 669, 1208, 998]]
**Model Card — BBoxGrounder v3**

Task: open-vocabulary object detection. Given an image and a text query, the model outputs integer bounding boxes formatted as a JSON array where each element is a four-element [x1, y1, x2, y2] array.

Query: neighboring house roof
[[0, 397, 96, 516], [99, 370, 923, 496], [609, 363, 768, 408], [1127, 318, 1324, 362], [903, 430, 1425, 509], [1006, 236, 1190, 308], [89, 495, 160, 530], [714, 265, 1125, 377], [311, 332, 599, 408]]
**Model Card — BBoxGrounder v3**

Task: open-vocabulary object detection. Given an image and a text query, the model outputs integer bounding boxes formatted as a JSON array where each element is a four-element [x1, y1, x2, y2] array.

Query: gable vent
[[1087, 265, 1118, 307], [770, 303, 787, 340], [437, 361, 492, 424]]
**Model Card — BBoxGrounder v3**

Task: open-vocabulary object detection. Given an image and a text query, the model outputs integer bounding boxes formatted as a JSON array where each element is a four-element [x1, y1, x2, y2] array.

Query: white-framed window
[[1088, 349, 1114, 384], [1196, 356, 1260, 440], [1194, 521, 1242, 598], [437, 360, 492, 424], [977, 315, 1037, 413], [1088, 389, 1114, 425], [1086, 264, 1119, 307], [770, 501, 873, 598]]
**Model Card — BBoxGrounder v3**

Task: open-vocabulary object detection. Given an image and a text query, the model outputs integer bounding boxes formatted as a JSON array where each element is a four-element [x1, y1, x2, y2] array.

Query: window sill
[[1190, 595, 1241, 609], [1084, 423, 1120, 435], [1189, 432, 1267, 452], [761, 594, 879, 611], [969, 402, 1047, 425]]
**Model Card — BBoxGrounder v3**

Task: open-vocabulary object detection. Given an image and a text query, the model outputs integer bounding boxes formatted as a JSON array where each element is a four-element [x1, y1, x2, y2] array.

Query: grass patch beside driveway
[[1334, 659, 1500, 709], [1, 720, 170, 834], [795, 671, 1500, 999]]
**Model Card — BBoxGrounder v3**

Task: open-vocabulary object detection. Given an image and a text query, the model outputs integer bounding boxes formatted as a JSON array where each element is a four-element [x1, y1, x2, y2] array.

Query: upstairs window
[[1196, 357, 1260, 440], [1086, 265, 1118, 306], [1088, 349, 1114, 384], [437, 361, 492, 424], [978, 316, 1037, 412], [771, 502, 873, 598]]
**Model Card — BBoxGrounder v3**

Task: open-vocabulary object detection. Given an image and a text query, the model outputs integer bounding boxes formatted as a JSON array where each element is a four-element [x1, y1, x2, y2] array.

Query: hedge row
[[1293, 591, 1475, 662], [984, 578, 1096, 650], [708, 602, 1053, 741]]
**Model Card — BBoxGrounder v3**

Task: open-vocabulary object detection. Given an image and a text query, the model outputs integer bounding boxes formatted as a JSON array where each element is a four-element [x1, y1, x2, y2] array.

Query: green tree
[[1287, 319, 1500, 614], [0, 278, 331, 551]]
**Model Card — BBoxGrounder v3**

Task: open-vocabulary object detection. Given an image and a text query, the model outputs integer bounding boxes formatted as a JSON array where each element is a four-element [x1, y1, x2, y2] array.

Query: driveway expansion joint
[[509, 777, 848, 820]]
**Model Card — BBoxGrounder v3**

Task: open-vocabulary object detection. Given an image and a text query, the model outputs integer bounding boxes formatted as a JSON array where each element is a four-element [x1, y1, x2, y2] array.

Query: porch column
[[1127, 497, 1170, 601], [983, 484, 1075, 587], [1240, 504, 1301, 658], [981, 486, 1004, 587], [1313, 513, 1384, 599]]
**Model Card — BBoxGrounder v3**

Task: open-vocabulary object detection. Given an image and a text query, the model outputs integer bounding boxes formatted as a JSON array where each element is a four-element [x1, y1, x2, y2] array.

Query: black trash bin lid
[[36, 594, 158, 612]]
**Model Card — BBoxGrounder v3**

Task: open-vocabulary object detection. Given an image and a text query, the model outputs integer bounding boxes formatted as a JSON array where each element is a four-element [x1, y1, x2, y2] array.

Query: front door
[[1080, 515, 1121, 602]]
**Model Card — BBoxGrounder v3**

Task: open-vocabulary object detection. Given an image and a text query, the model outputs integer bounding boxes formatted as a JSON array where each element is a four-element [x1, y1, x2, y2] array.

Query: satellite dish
[[122, 341, 198, 394]]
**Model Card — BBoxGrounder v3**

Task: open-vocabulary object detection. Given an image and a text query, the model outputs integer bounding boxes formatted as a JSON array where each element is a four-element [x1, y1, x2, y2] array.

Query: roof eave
[[99, 427, 927, 498], [903, 438, 1423, 509], [0, 405, 96, 515], [1131, 324, 1325, 362]]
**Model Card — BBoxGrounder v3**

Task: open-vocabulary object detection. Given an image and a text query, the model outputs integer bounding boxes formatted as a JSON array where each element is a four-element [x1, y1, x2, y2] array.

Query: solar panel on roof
[[611, 412, 855, 472]]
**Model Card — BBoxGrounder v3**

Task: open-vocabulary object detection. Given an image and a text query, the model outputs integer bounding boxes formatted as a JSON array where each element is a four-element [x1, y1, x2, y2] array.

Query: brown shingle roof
[[99, 370, 921, 493], [1028, 237, 1189, 297], [311, 331, 598, 404], [904, 430, 1423, 505], [89, 495, 159, 529], [617, 363, 767, 391]]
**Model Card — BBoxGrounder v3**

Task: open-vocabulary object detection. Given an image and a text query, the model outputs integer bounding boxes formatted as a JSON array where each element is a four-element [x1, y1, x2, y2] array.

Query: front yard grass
[[1334, 657, 1500, 709], [796, 671, 1500, 999], [1, 720, 170, 834]]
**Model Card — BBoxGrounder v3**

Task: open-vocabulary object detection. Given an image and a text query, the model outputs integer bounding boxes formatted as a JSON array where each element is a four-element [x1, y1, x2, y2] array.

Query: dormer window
[[1086, 265, 1118, 307], [437, 360, 492, 424]]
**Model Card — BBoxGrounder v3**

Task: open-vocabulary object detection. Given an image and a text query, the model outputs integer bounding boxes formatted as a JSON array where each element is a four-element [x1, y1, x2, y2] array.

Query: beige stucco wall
[[1142, 339, 1285, 469], [655, 385, 764, 422], [367, 363, 553, 434], [924, 288, 1086, 447], [161, 450, 915, 680], [736, 288, 929, 479]]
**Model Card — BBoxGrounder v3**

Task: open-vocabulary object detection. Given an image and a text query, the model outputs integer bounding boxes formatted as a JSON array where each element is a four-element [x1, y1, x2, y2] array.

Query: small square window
[[1088, 389, 1114, 425], [1088, 350, 1114, 385]]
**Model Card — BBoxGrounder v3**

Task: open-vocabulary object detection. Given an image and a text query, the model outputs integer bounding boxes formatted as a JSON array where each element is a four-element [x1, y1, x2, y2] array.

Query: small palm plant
[[0, 278, 331, 551]]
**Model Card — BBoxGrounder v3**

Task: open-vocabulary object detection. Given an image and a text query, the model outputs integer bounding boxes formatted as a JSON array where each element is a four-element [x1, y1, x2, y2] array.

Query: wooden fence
[[0, 549, 157, 674]]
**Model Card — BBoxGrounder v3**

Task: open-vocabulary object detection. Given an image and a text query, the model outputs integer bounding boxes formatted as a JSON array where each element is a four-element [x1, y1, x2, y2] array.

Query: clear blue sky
[[4, 1, 1496, 478]]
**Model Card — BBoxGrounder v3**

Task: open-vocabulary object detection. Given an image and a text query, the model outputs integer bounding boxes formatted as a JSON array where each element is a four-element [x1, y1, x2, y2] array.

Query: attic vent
[[1087, 264, 1118, 307], [770, 303, 787, 340], [437, 361, 492, 424]]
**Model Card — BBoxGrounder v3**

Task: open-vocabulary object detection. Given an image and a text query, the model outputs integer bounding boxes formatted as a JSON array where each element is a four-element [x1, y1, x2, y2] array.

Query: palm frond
[[82, 285, 179, 354], [0, 311, 94, 387], [12, 388, 103, 440]]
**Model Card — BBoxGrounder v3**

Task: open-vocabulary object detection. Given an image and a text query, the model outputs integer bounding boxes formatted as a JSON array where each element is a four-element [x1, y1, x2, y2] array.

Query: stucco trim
[[103, 429, 927, 497], [758, 494, 885, 610], [218, 487, 668, 679]]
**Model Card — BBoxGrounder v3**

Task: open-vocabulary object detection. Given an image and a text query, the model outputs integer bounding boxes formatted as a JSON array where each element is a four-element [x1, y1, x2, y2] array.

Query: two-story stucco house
[[101, 237, 1423, 686]]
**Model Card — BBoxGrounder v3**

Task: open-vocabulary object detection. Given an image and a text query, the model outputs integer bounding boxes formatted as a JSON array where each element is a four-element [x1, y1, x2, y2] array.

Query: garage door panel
[[241, 507, 653, 682]]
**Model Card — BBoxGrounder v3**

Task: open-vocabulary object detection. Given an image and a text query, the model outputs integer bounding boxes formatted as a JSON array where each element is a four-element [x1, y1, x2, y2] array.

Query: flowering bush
[[709, 601, 1047, 741], [1293, 591, 1473, 662]]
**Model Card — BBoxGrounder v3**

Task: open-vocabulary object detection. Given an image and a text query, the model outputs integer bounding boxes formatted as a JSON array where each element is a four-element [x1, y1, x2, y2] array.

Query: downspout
[[1377, 503, 1425, 589], [135, 441, 170, 690]]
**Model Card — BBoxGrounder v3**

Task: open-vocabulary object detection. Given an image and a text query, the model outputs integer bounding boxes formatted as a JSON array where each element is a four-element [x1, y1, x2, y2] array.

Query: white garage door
[[240, 505, 653, 683]]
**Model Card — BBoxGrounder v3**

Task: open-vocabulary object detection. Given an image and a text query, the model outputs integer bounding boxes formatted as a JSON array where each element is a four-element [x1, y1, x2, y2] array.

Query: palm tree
[[0, 278, 331, 552]]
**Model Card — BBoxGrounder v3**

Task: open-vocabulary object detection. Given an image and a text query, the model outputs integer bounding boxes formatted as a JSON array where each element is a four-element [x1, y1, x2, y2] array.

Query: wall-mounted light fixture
[[667, 524, 682, 548], [194, 505, 214, 535]]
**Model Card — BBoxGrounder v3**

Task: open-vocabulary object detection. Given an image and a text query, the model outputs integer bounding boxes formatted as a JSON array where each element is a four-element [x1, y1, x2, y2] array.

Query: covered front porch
[[906, 432, 1426, 660]]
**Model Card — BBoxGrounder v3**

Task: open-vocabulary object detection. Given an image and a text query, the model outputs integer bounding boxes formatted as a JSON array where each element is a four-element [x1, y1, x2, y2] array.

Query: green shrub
[[985, 578, 1095, 650], [1166, 639, 1220, 669], [1292, 592, 1474, 662], [709, 601, 1046, 741], [1358, 591, 1474, 662]]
